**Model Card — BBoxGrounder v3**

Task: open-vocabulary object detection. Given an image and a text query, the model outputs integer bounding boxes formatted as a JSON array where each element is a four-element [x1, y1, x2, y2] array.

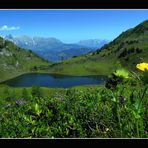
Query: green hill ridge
[[48, 20, 148, 75], [0, 37, 50, 82]]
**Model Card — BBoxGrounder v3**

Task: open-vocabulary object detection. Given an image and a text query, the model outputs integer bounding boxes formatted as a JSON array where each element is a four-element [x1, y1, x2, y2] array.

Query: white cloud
[[0, 25, 20, 31]]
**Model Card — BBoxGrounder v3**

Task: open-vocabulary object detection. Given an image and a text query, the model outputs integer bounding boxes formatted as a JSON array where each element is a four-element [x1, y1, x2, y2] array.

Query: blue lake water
[[2, 73, 107, 88]]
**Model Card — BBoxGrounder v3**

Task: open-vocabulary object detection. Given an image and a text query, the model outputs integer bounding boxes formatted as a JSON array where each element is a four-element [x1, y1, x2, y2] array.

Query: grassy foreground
[[0, 69, 147, 138]]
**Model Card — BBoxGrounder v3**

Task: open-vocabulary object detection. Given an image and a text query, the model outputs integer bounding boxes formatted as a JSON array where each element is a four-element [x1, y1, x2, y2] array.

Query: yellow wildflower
[[136, 62, 148, 71]]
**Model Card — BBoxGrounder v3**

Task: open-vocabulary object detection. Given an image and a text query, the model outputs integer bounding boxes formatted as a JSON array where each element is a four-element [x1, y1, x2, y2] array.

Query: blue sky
[[0, 10, 148, 43]]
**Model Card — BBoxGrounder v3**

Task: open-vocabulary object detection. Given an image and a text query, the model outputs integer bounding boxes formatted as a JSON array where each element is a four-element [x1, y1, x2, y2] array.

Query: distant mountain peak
[[5, 34, 13, 39], [78, 39, 109, 48]]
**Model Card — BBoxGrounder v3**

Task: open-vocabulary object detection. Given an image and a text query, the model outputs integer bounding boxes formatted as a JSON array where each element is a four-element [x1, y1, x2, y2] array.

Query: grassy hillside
[[95, 20, 148, 70], [0, 37, 50, 82], [48, 53, 118, 76], [48, 20, 148, 76]]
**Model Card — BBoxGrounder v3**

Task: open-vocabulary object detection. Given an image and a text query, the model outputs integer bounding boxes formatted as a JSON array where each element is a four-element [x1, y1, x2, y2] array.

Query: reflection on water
[[2, 73, 107, 88]]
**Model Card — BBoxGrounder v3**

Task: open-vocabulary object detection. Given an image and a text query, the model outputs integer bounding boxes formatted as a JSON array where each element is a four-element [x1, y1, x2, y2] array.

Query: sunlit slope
[[48, 20, 148, 75]]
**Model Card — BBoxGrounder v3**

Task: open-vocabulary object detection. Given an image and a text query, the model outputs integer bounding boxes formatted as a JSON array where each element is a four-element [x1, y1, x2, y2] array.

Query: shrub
[[31, 85, 42, 98]]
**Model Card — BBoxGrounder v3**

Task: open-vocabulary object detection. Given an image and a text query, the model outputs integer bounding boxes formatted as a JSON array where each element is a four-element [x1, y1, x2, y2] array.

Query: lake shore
[[1, 73, 107, 88], [0, 70, 109, 84]]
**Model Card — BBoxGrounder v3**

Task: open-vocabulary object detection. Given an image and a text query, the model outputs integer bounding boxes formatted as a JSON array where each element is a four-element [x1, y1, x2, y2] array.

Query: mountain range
[[4, 35, 109, 62]]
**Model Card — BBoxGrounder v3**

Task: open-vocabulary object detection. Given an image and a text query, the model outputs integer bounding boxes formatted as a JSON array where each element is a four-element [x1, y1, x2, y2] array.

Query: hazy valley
[[4, 35, 109, 62]]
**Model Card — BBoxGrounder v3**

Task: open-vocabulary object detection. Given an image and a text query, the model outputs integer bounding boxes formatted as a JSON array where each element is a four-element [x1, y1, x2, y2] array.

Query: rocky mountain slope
[[0, 37, 49, 82]]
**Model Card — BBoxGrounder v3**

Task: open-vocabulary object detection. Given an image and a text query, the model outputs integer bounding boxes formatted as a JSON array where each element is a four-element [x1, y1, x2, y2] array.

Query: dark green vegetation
[[0, 71, 147, 138], [48, 20, 148, 75], [0, 37, 50, 82]]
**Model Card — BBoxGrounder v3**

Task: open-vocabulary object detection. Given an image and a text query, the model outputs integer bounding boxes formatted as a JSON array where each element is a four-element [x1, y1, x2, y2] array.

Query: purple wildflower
[[15, 98, 27, 106]]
